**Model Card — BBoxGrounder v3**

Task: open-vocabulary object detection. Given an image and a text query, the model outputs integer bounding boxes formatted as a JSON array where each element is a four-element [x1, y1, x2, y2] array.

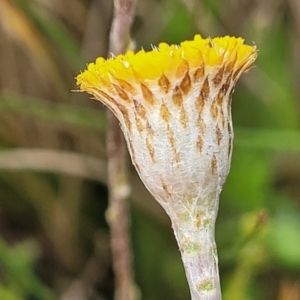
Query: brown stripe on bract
[[94, 89, 115, 104], [200, 77, 210, 100], [115, 78, 136, 94], [210, 101, 219, 120], [180, 72, 191, 94], [211, 154, 217, 175], [158, 74, 171, 93], [195, 77, 210, 112], [213, 66, 224, 86], [146, 138, 155, 162], [195, 94, 205, 113], [167, 125, 180, 163], [180, 106, 189, 128], [223, 76, 232, 95], [161, 180, 172, 199], [172, 86, 183, 106], [227, 120, 232, 136], [227, 94, 233, 117], [176, 59, 189, 78], [197, 116, 206, 134], [167, 125, 176, 149], [115, 102, 132, 132], [219, 110, 225, 129], [160, 103, 171, 123], [215, 125, 222, 145], [133, 99, 147, 118], [196, 134, 203, 153], [228, 137, 232, 158], [91, 89, 131, 131], [134, 114, 144, 133], [216, 89, 224, 105], [193, 64, 205, 82], [146, 121, 155, 138], [113, 84, 131, 102], [141, 83, 155, 105], [227, 121, 233, 157], [232, 65, 245, 81]]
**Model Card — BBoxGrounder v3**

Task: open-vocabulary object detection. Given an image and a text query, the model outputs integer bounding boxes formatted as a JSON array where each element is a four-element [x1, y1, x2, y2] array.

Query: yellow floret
[[76, 35, 257, 90]]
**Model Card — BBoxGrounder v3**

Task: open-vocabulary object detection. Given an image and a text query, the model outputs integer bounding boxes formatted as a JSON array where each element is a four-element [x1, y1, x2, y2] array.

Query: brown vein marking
[[141, 83, 155, 105], [193, 64, 205, 82], [216, 126, 222, 145], [174, 152, 181, 163], [180, 72, 191, 94], [93, 88, 117, 114], [232, 65, 244, 81], [197, 116, 206, 133], [180, 107, 189, 128], [134, 114, 143, 133], [196, 134, 203, 153], [227, 95, 233, 116], [176, 59, 189, 78], [211, 154, 217, 175], [219, 110, 225, 129], [228, 137, 232, 158], [216, 89, 224, 105], [210, 101, 218, 120], [167, 125, 180, 163], [133, 100, 146, 118], [146, 122, 155, 139], [113, 84, 131, 102], [223, 76, 232, 95], [146, 138, 155, 162], [213, 66, 224, 86], [96, 89, 115, 104], [195, 77, 210, 112], [201, 77, 210, 99], [161, 180, 172, 198], [195, 94, 205, 113], [227, 121, 232, 136], [115, 103, 132, 132], [160, 103, 171, 123], [115, 78, 136, 94], [172, 86, 183, 106], [158, 74, 171, 93]]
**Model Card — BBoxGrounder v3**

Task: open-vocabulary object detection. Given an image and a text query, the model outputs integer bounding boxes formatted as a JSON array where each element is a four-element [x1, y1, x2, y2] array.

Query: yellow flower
[[77, 34, 255, 88], [76, 34, 257, 299], [76, 34, 256, 209]]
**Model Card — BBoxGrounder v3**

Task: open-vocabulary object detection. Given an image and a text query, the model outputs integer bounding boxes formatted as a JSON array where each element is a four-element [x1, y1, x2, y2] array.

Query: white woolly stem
[[169, 198, 221, 300]]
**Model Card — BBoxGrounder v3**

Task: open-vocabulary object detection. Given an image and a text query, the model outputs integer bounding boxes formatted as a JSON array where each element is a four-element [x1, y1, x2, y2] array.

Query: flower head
[[77, 34, 257, 298], [77, 35, 257, 215]]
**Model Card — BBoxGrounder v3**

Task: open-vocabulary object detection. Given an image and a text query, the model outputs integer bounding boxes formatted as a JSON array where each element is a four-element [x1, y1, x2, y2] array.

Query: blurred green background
[[0, 0, 300, 299]]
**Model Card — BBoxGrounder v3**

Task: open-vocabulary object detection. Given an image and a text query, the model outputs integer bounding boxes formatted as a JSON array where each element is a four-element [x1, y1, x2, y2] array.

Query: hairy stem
[[170, 201, 221, 300]]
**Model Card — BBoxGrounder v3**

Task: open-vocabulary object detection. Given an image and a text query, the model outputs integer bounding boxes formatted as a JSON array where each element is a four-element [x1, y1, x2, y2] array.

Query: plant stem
[[170, 200, 221, 300], [106, 1, 137, 300], [107, 112, 135, 300]]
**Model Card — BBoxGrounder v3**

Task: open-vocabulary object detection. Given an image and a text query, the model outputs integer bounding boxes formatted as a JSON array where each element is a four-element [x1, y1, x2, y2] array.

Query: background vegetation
[[0, 0, 300, 299]]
